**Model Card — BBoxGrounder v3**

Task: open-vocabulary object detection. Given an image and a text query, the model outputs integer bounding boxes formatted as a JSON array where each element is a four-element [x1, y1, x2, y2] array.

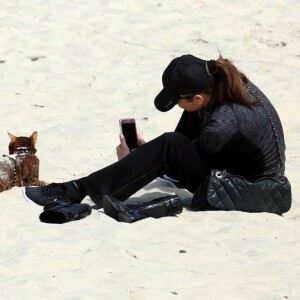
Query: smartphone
[[119, 118, 138, 151]]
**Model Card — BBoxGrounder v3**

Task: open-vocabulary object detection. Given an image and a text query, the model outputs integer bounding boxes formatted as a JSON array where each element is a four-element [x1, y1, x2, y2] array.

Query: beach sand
[[1, 1, 299, 299]]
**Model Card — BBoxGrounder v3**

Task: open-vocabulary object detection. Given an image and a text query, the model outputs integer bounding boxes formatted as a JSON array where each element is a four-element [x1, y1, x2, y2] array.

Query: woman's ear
[[194, 94, 204, 105]]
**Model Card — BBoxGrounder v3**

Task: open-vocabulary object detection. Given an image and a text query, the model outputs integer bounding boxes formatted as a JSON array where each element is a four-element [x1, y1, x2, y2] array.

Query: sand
[[0, 0, 299, 299]]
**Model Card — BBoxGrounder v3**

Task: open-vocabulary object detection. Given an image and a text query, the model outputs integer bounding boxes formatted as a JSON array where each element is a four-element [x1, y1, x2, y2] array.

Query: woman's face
[[177, 94, 209, 112]]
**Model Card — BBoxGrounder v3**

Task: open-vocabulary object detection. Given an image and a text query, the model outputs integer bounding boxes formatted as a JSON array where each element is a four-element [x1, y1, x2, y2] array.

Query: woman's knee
[[161, 132, 191, 145]]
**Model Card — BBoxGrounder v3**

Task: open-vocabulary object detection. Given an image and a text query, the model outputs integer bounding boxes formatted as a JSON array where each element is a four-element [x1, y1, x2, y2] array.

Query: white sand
[[1, 1, 300, 299]]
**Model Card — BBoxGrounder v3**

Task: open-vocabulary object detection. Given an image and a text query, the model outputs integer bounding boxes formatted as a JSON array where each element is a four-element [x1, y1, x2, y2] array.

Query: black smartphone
[[119, 118, 138, 151]]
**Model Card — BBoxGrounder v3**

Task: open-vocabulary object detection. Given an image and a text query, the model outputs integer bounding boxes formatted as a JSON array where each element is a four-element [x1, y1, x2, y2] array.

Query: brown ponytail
[[204, 55, 254, 107]]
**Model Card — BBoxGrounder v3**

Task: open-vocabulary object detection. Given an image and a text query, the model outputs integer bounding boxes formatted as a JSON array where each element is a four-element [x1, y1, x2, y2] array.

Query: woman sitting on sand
[[22, 54, 290, 220]]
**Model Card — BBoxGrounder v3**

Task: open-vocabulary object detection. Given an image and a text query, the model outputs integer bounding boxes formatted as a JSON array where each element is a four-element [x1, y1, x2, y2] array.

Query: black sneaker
[[22, 181, 85, 206]]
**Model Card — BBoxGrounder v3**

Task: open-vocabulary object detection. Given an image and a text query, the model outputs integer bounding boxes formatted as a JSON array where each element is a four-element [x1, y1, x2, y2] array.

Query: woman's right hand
[[116, 134, 130, 161], [116, 133, 147, 161], [137, 134, 146, 147]]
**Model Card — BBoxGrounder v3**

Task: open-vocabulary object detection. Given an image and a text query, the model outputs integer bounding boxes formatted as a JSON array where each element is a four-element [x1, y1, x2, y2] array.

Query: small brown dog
[[0, 131, 47, 192]]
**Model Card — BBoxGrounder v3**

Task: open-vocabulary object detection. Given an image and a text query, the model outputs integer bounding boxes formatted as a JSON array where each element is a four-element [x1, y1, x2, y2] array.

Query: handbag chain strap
[[248, 86, 285, 180]]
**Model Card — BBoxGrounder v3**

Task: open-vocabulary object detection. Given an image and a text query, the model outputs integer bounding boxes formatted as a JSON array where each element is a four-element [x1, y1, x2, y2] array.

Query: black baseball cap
[[154, 54, 212, 112]]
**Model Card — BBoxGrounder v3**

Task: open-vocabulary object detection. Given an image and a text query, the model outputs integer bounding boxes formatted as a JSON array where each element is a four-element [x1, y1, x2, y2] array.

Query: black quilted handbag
[[206, 170, 291, 214], [192, 87, 292, 215]]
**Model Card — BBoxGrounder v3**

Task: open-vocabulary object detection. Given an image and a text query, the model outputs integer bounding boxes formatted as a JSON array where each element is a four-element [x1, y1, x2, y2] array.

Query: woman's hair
[[203, 55, 255, 107]]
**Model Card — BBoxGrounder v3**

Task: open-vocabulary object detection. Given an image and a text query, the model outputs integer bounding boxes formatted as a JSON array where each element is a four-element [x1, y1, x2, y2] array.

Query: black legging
[[79, 132, 210, 204]]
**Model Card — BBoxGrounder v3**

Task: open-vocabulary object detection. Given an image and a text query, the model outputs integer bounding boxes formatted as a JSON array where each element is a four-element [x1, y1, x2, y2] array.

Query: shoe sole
[[22, 187, 38, 205]]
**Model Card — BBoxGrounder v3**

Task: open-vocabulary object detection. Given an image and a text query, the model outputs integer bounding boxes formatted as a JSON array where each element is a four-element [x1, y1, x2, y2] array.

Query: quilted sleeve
[[193, 104, 238, 155]]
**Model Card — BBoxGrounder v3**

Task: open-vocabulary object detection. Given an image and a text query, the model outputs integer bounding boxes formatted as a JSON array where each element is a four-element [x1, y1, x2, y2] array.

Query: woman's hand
[[137, 134, 146, 147], [116, 134, 130, 160], [116, 134, 147, 161]]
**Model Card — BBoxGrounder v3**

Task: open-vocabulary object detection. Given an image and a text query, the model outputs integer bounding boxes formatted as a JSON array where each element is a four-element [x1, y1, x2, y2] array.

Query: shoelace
[[41, 183, 66, 197]]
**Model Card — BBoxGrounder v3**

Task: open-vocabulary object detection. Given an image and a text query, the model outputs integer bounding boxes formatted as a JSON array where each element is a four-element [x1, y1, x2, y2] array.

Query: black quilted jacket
[[175, 81, 286, 181]]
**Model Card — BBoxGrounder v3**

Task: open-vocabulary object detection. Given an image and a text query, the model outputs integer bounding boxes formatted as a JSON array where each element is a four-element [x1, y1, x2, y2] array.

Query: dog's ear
[[7, 132, 17, 143], [30, 131, 38, 145]]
